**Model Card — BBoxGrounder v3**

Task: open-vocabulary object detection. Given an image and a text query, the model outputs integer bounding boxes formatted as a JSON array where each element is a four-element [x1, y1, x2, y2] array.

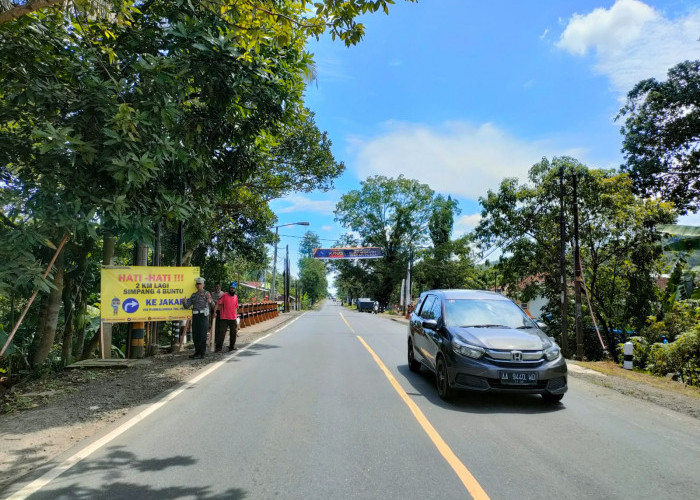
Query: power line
[[277, 233, 340, 242]]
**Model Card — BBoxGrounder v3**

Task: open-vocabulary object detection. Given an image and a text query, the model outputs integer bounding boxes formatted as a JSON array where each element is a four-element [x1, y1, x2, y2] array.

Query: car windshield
[[444, 298, 537, 329]]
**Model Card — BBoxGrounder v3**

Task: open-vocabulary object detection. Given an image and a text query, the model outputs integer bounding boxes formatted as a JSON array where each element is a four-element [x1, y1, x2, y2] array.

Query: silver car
[[408, 289, 567, 402]]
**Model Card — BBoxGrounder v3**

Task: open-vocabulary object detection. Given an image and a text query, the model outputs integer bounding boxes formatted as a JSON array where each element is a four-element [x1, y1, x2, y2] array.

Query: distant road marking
[[4, 314, 305, 500], [339, 312, 490, 500]]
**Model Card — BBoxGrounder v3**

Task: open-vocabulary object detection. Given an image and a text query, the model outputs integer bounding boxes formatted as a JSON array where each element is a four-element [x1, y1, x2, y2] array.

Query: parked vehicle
[[407, 289, 567, 402], [357, 298, 375, 313]]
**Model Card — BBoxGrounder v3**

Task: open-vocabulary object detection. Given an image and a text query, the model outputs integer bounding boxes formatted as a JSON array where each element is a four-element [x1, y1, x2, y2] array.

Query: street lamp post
[[271, 221, 309, 304]]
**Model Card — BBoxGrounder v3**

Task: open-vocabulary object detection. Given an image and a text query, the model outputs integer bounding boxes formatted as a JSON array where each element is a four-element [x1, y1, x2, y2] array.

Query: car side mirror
[[422, 319, 438, 330], [536, 321, 547, 330]]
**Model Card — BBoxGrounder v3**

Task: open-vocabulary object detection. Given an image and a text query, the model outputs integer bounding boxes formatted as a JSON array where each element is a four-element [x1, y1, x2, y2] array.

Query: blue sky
[[270, 0, 700, 276]]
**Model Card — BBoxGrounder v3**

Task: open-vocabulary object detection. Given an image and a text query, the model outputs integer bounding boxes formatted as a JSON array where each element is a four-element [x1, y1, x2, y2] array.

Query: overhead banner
[[101, 266, 199, 323], [312, 247, 384, 259]]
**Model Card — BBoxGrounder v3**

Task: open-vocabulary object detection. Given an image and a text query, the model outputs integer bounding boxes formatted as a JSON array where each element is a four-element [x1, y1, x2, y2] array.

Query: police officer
[[182, 277, 212, 359]]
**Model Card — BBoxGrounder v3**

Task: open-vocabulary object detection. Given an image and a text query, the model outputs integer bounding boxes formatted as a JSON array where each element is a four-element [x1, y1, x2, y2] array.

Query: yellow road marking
[[339, 312, 490, 500], [340, 312, 354, 332]]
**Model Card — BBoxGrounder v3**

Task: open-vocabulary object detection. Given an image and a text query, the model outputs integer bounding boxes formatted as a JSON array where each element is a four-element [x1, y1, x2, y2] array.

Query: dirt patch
[[570, 360, 700, 419]]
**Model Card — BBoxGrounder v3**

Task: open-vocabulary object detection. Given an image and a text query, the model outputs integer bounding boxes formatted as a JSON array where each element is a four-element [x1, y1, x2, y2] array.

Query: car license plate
[[499, 371, 538, 385]]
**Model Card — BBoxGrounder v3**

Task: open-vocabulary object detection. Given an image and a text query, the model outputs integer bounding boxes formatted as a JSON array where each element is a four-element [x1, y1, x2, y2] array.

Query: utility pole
[[271, 226, 279, 301], [284, 245, 290, 312], [559, 167, 570, 358], [406, 248, 413, 311], [270, 221, 309, 303], [572, 172, 584, 360]]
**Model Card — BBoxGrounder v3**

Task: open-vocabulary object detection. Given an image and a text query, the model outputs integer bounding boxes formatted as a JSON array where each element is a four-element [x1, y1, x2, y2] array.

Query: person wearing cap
[[182, 277, 213, 359], [214, 281, 239, 352]]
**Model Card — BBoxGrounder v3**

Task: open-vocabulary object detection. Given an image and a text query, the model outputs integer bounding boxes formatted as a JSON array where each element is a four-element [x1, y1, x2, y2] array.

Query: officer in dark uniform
[[182, 277, 212, 359]]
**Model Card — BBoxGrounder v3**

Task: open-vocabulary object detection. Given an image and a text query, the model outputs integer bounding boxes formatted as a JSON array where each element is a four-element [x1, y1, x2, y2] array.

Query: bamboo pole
[[1, 234, 70, 357]]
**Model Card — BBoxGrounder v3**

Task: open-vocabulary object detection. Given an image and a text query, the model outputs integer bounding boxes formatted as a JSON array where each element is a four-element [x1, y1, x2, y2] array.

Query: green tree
[[476, 157, 676, 357], [328, 234, 367, 304], [429, 195, 459, 251], [0, 1, 353, 368], [413, 194, 480, 292], [412, 235, 481, 293], [298, 257, 327, 305], [0, 0, 416, 48], [0, 0, 130, 25], [0, 0, 416, 370], [299, 231, 322, 260], [617, 60, 700, 214], [334, 175, 437, 306]]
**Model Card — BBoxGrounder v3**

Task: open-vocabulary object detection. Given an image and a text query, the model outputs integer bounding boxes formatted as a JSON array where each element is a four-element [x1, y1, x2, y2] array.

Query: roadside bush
[[641, 300, 700, 343], [647, 343, 671, 376], [668, 330, 700, 386], [647, 329, 700, 387], [617, 336, 650, 368]]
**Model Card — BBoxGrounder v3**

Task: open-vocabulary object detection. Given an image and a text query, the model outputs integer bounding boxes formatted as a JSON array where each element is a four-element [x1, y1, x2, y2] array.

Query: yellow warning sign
[[100, 266, 199, 323]]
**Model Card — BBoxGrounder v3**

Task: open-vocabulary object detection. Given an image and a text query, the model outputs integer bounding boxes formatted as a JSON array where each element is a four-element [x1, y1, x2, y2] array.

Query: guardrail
[[238, 301, 279, 328]]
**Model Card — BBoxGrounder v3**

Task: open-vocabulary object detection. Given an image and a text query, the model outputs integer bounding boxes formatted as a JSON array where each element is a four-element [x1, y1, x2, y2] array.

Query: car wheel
[[542, 393, 564, 403], [436, 356, 452, 400], [408, 340, 421, 373]]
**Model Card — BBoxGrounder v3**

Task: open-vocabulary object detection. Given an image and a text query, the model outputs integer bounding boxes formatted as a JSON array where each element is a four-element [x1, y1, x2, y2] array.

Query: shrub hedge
[[618, 301, 700, 387]]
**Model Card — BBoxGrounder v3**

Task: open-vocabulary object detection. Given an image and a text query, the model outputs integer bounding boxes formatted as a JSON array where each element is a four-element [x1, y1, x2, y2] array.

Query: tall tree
[[1, 0, 418, 370], [299, 231, 321, 260], [617, 60, 700, 214], [298, 257, 327, 305], [476, 157, 676, 357], [412, 235, 481, 292], [328, 233, 370, 304], [411, 194, 480, 292], [334, 175, 437, 306]]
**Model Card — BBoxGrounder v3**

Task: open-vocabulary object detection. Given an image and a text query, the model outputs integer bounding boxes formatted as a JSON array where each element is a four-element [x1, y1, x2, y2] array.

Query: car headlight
[[544, 344, 560, 361], [452, 338, 485, 359]]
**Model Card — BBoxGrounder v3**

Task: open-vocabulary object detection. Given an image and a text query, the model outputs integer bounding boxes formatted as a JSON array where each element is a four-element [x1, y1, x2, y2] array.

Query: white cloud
[[540, 28, 550, 40], [275, 195, 336, 215], [557, 0, 700, 94], [353, 121, 585, 200], [677, 212, 700, 226], [454, 213, 482, 237]]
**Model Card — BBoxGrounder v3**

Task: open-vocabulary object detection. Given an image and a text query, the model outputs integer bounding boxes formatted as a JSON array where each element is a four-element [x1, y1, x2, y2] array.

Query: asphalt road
[[6, 301, 700, 499]]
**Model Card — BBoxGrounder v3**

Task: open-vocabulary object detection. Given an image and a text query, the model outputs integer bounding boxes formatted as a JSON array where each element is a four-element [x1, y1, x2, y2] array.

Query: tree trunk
[[61, 274, 74, 366], [71, 239, 92, 360], [182, 248, 194, 266], [81, 329, 101, 360], [74, 290, 87, 360], [31, 249, 65, 369], [34, 294, 48, 357]]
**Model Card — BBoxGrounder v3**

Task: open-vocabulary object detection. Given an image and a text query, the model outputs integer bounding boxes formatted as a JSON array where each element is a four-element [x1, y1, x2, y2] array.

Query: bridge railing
[[238, 301, 279, 328]]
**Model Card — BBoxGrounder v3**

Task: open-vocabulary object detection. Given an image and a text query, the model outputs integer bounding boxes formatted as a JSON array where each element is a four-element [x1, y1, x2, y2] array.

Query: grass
[[574, 360, 700, 399], [1, 394, 38, 414]]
